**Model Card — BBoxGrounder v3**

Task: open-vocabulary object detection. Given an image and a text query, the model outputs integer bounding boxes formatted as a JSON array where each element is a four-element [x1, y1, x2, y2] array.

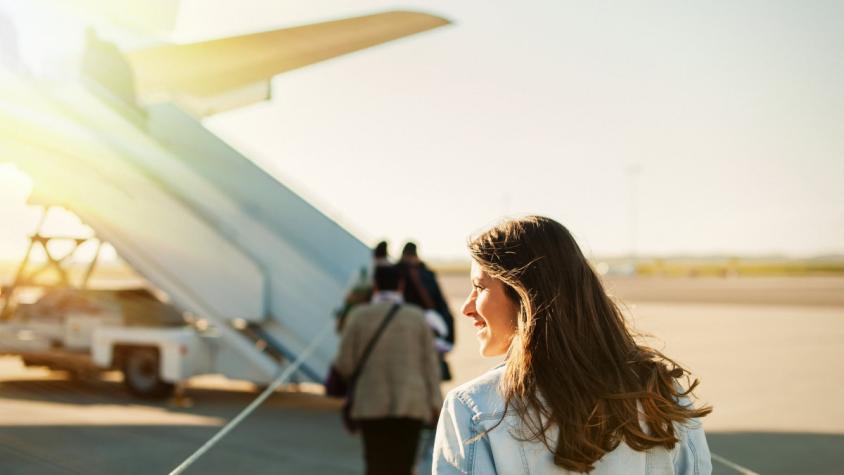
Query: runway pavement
[[0, 367, 359, 475], [1, 275, 842, 474]]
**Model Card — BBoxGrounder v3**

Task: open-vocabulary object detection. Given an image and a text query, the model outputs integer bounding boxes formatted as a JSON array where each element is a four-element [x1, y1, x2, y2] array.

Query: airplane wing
[[85, 10, 449, 116]]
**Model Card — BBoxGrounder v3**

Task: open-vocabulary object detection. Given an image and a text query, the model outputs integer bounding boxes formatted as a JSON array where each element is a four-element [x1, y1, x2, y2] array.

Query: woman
[[433, 216, 712, 474]]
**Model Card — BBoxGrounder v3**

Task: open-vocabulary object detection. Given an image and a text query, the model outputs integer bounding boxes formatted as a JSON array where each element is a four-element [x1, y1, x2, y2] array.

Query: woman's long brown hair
[[469, 216, 712, 472]]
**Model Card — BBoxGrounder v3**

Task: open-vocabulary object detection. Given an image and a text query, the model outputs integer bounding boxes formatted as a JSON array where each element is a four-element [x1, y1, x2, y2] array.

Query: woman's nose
[[461, 292, 476, 317]]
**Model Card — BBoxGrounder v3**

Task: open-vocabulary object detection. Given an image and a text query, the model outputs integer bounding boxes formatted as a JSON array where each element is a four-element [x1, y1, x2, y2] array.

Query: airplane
[[0, 2, 449, 397]]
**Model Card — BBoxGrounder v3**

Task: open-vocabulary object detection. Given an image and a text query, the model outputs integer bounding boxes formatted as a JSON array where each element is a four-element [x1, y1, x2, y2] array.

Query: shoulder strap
[[348, 303, 401, 387]]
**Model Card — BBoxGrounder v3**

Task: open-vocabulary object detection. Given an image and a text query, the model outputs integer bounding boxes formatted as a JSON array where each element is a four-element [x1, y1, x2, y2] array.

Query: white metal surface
[[63, 313, 122, 350], [147, 104, 370, 378], [92, 326, 213, 382]]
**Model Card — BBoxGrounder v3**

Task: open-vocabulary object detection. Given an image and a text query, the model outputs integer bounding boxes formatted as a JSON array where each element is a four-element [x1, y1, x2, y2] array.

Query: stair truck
[[0, 11, 449, 397]]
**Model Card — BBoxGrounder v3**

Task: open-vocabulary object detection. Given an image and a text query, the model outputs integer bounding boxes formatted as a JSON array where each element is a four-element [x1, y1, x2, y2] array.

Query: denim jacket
[[432, 366, 712, 475]]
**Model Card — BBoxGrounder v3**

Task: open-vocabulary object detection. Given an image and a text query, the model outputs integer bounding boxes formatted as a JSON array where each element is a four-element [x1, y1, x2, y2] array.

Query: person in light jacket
[[335, 265, 442, 475], [433, 216, 712, 474]]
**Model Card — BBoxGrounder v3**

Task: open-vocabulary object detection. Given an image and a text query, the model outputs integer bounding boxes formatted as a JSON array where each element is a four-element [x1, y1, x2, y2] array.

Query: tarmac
[[1, 275, 843, 474]]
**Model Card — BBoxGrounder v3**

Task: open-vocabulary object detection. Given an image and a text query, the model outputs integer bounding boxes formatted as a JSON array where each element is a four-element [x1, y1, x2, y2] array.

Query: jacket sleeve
[[673, 418, 713, 475], [421, 317, 443, 410], [433, 391, 477, 474]]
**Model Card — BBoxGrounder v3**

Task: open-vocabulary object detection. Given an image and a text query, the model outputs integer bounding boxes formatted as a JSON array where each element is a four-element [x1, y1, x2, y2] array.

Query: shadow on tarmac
[[0, 377, 360, 475], [0, 376, 340, 409]]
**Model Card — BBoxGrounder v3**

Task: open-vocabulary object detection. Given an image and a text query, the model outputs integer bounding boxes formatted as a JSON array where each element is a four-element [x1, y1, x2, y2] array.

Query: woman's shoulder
[[450, 364, 505, 397], [445, 364, 507, 420]]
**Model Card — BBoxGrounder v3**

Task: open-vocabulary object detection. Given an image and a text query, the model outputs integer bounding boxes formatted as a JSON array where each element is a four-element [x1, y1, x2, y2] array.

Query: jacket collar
[[371, 290, 404, 304]]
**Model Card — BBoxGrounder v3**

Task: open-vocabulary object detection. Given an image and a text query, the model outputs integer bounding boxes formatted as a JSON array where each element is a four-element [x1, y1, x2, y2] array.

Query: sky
[[1, 0, 843, 261]]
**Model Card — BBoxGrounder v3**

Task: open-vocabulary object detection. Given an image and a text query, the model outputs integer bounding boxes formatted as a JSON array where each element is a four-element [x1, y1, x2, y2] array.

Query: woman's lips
[[473, 318, 487, 331]]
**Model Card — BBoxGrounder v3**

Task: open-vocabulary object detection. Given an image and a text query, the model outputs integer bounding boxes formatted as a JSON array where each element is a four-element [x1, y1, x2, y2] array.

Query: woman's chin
[[479, 337, 510, 358], [477, 329, 507, 357], [479, 341, 498, 358]]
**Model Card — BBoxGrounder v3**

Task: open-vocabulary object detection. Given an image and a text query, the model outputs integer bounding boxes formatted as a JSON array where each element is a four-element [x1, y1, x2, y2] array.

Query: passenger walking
[[433, 216, 712, 474], [334, 265, 442, 475], [336, 240, 391, 332], [394, 242, 456, 473], [396, 242, 455, 365], [371, 240, 391, 267]]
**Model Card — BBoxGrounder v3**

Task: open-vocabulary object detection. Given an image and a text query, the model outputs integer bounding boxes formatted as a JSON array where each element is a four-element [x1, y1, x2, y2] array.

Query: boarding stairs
[[0, 71, 368, 383]]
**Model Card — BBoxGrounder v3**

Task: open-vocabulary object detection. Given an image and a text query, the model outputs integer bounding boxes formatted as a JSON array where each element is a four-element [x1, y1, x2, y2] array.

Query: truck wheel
[[121, 347, 174, 399]]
